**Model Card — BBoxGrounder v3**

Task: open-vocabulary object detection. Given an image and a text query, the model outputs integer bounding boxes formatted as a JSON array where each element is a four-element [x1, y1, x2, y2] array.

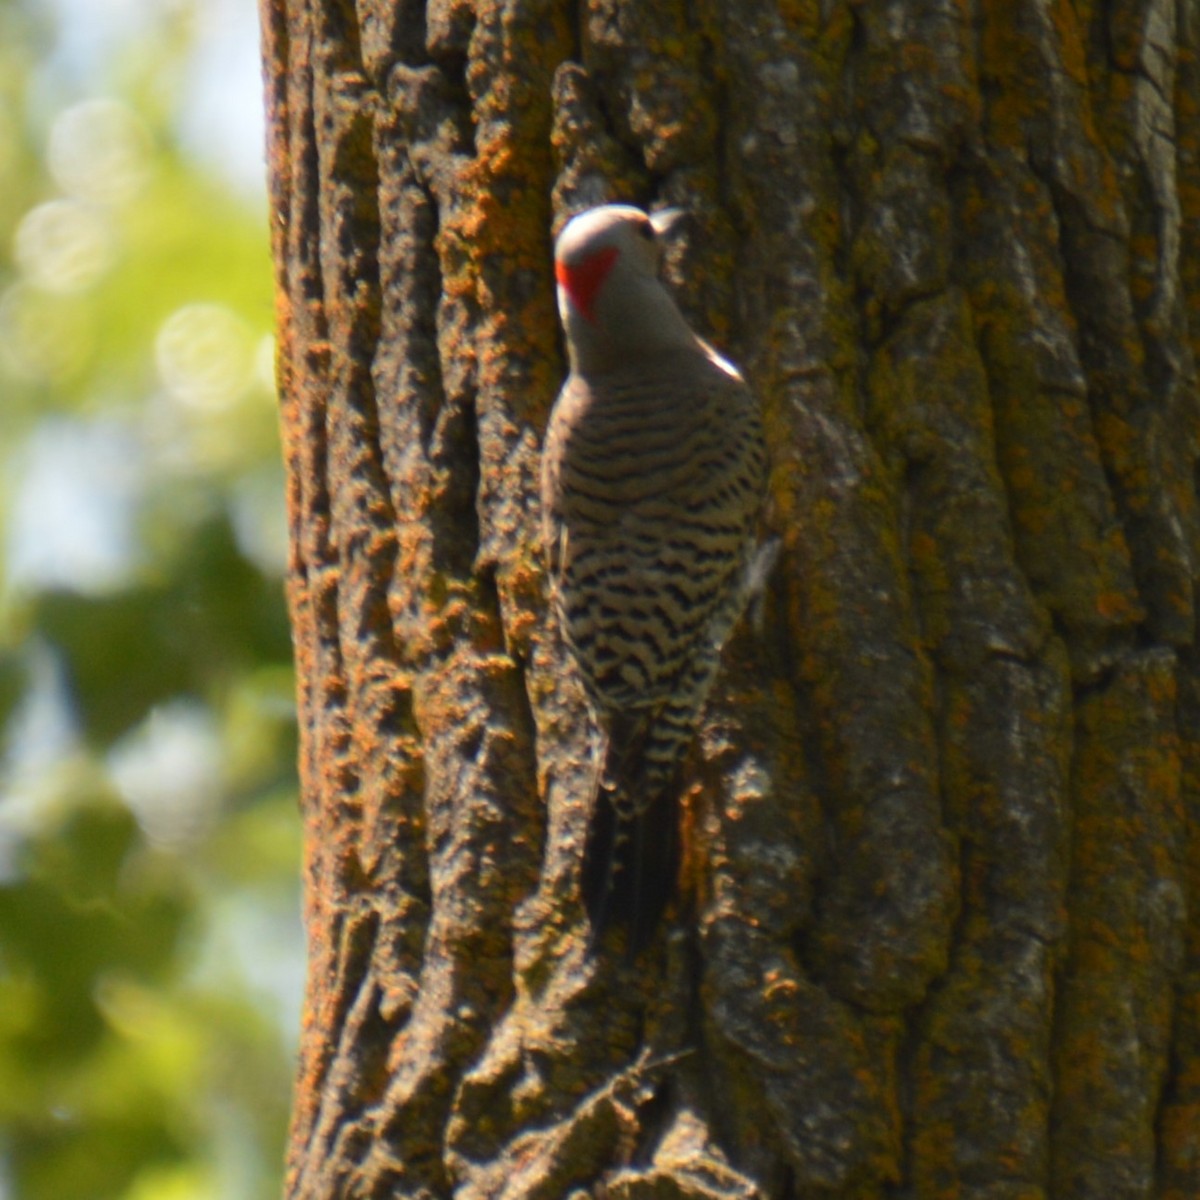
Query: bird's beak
[[649, 207, 688, 237]]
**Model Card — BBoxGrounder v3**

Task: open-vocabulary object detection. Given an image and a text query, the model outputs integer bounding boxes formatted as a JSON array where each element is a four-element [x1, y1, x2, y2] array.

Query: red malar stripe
[[555, 246, 619, 323]]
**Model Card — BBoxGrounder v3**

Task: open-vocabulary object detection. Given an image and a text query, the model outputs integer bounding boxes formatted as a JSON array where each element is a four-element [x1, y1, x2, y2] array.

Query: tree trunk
[[260, 0, 1200, 1196]]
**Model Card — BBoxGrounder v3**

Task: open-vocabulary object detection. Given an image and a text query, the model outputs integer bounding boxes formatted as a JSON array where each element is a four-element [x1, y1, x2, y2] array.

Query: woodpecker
[[541, 204, 768, 954]]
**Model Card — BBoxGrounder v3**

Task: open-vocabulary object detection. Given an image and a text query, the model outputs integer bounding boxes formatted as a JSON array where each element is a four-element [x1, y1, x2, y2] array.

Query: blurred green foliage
[[0, 1, 300, 1197]]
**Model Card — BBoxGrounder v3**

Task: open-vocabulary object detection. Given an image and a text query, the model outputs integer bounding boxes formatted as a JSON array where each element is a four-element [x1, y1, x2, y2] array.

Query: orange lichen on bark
[[959, 166, 1144, 670], [1177, 37, 1200, 373], [266, 0, 1200, 1194], [445, 5, 570, 429], [1050, 653, 1184, 1195], [978, 1, 1043, 149]]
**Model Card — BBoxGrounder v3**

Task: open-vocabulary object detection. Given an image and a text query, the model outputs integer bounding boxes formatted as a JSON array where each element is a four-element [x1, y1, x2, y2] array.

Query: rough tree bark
[[260, 0, 1200, 1196]]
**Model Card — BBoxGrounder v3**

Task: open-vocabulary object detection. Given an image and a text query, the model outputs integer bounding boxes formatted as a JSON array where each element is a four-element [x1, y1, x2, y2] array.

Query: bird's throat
[[556, 246, 619, 323]]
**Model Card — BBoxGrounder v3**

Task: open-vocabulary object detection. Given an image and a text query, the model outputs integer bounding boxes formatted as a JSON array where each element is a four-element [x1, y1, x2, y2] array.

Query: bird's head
[[553, 205, 691, 369]]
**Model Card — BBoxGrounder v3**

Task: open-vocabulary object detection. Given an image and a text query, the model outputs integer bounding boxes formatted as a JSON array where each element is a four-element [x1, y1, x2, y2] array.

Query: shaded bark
[[261, 0, 1200, 1196]]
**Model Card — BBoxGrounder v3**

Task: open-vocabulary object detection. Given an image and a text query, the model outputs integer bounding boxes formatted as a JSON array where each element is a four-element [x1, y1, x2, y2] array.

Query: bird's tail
[[581, 716, 684, 956]]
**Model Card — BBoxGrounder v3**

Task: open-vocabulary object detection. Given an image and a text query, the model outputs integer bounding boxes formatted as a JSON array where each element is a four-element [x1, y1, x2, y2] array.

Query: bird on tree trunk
[[541, 204, 769, 955]]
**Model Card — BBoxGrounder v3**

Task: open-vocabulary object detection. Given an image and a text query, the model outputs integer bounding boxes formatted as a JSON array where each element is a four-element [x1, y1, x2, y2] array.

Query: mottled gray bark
[[262, 1, 1200, 1196]]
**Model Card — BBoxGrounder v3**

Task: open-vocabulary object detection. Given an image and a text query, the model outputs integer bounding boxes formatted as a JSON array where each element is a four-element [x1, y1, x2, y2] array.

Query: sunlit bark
[[262, 1, 1200, 1196]]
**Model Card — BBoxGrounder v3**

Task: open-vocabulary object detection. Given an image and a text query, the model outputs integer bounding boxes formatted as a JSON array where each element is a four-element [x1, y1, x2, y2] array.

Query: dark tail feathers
[[581, 776, 681, 957]]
